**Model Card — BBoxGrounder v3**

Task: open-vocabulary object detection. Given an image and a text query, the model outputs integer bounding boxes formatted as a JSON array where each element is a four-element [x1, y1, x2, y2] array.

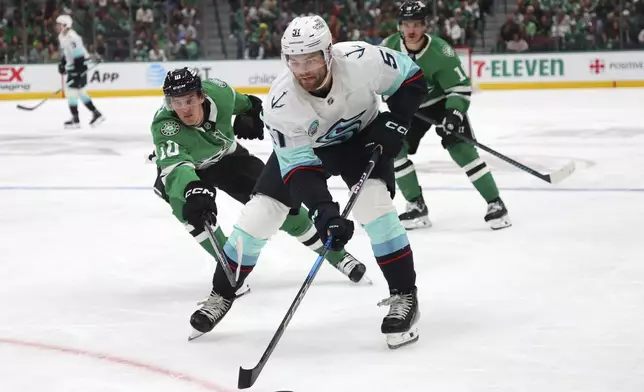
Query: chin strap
[[314, 57, 334, 92]]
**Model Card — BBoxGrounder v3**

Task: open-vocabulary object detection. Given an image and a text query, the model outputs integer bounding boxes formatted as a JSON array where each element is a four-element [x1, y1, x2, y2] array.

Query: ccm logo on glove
[[185, 187, 215, 198], [385, 120, 408, 136]]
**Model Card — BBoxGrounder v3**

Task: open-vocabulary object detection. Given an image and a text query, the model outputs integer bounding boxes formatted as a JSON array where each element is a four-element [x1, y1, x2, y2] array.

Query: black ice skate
[[333, 252, 372, 284], [399, 195, 432, 230], [484, 198, 512, 230], [378, 287, 420, 349], [188, 289, 235, 341], [64, 117, 80, 129], [89, 111, 105, 128]]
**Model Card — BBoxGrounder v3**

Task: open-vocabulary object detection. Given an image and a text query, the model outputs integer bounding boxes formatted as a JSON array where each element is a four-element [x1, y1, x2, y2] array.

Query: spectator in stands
[[181, 0, 198, 24], [149, 42, 168, 61], [506, 32, 529, 51], [178, 19, 198, 41], [498, 14, 520, 50], [132, 39, 149, 62]]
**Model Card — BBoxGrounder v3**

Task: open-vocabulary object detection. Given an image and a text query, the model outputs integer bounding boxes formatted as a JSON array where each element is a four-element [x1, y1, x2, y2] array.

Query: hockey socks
[[82, 97, 98, 112], [394, 142, 423, 202], [448, 142, 500, 203], [364, 212, 416, 291], [280, 206, 346, 266], [212, 256, 254, 298], [68, 103, 79, 120]]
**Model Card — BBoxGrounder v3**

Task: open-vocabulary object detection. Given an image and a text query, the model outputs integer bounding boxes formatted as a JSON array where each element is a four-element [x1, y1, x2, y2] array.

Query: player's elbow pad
[[385, 69, 427, 124], [284, 167, 333, 209]]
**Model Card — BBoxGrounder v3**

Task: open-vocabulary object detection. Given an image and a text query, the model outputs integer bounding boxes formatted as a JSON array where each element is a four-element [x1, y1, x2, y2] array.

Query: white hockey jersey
[[262, 41, 421, 179], [58, 29, 88, 67]]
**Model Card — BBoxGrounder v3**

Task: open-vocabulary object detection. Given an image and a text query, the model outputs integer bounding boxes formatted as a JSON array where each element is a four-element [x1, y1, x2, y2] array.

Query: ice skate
[[188, 289, 235, 341], [64, 117, 80, 129], [89, 111, 105, 127], [399, 195, 432, 230], [378, 287, 420, 349], [484, 198, 511, 230], [333, 252, 372, 284]]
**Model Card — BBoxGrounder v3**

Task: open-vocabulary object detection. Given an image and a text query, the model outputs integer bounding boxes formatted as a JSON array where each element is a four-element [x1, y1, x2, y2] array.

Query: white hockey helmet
[[56, 14, 73, 29], [281, 15, 333, 66]]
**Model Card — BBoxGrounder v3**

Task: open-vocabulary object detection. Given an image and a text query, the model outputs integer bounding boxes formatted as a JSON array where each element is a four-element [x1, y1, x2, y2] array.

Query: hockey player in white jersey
[[56, 15, 104, 128], [207, 15, 427, 349]]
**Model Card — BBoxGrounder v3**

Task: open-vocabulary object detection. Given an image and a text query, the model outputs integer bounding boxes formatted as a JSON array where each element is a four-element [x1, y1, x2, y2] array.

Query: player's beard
[[296, 65, 329, 92]]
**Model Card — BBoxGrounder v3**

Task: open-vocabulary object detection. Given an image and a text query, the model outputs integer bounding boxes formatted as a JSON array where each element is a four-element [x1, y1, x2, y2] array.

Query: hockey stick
[[237, 145, 383, 389], [16, 63, 99, 111], [415, 112, 576, 184], [203, 215, 237, 287]]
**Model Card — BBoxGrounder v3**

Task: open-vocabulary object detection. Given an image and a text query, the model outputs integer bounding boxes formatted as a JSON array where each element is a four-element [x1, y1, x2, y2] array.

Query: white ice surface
[[0, 89, 643, 392]]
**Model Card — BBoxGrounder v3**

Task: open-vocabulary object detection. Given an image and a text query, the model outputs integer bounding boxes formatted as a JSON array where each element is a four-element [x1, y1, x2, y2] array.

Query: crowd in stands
[[228, 0, 489, 59], [1, 0, 201, 64], [3, 0, 643, 64], [498, 0, 644, 52]]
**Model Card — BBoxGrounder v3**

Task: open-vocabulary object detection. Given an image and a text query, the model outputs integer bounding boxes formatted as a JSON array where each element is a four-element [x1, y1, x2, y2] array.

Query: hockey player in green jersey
[[381, 0, 511, 230], [151, 68, 369, 337]]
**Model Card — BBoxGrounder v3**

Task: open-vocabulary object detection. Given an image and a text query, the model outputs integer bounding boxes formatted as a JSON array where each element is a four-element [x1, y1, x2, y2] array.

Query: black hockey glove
[[233, 95, 264, 140], [364, 112, 408, 160], [442, 109, 465, 134], [182, 181, 217, 229], [311, 202, 354, 251], [58, 60, 66, 75]]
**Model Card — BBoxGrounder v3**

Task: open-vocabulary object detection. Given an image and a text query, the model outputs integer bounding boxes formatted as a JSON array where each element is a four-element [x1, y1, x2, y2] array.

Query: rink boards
[[1, 50, 643, 100]]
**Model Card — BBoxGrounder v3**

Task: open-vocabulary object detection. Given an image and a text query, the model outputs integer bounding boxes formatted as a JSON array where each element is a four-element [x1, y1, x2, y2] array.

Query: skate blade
[[488, 215, 512, 230], [90, 116, 106, 128], [386, 326, 420, 349], [360, 274, 374, 285], [235, 283, 251, 298], [401, 216, 432, 230], [188, 328, 206, 341]]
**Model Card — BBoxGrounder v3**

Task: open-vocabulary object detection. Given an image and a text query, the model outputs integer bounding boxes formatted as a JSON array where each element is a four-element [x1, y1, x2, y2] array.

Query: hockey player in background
[[56, 14, 104, 128], [150, 68, 369, 339], [381, 1, 511, 230], [204, 15, 426, 349]]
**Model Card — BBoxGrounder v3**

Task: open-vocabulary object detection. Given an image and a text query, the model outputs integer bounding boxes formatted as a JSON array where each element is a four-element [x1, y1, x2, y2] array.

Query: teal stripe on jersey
[[275, 145, 322, 178]]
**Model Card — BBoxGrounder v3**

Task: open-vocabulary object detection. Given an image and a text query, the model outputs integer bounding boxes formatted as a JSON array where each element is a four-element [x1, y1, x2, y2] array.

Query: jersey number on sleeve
[[378, 49, 398, 69], [158, 140, 180, 160], [454, 66, 467, 81]]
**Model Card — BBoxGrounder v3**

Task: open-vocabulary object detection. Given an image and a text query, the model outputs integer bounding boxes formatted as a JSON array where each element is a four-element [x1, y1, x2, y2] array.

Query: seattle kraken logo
[[316, 110, 366, 146]]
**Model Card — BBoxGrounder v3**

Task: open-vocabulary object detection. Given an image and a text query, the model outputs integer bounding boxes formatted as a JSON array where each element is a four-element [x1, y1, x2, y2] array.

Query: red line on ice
[[0, 337, 233, 392]]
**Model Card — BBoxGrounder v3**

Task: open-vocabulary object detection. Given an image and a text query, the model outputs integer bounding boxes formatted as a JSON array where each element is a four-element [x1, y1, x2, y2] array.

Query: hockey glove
[[182, 181, 217, 229], [311, 202, 354, 251], [442, 109, 465, 134], [364, 112, 408, 160], [58, 60, 66, 75], [233, 95, 264, 140]]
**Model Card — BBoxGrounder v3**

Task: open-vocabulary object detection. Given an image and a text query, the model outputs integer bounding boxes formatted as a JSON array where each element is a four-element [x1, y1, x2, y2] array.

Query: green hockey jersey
[[151, 78, 252, 201], [381, 34, 471, 112]]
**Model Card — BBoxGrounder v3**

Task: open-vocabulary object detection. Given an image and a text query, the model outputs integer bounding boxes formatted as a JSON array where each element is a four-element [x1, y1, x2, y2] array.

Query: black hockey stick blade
[[16, 89, 62, 111], [237, 145, 383, 389], [414, 113, 576, 184]]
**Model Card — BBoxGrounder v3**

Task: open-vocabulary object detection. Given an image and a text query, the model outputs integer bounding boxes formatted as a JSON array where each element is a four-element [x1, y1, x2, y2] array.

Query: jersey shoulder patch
[[208, 78, 228, 88], [441, 44, 455, 57], [160, 120, 181, 136]]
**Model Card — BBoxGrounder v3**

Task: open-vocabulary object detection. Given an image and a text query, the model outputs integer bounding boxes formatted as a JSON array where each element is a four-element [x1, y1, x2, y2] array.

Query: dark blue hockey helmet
[[163, 67, 202, 98], [398, 1, 429, 23]]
